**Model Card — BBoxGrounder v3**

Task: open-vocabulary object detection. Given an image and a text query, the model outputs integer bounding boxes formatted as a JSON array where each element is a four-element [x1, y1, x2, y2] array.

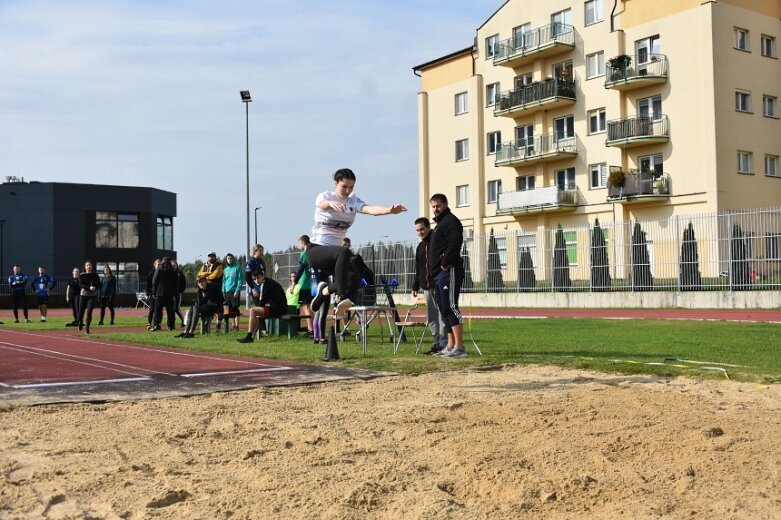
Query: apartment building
[[413, 0, 781, 278]]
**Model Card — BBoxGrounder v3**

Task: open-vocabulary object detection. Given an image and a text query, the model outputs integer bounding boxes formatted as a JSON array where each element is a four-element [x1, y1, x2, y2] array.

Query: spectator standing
[[245, 244, 267, 305], [151, 256, 179, 331], [8, 265, 30, 323], [412, 217, 447, 354], [238, 271, 286, 343], [98, 265, 117, 325], [198, 252, 224, 287], [77, 260, 101, 334], [171, 259, 187, 326], [145, 259, 160, 330], [65, 267, 80, 327], [293, 235, 314, 336], [31, 266, 56, 322], [428, 194, 466, 358], [222, 253, 243, 332], [176, 276, 224, 338]]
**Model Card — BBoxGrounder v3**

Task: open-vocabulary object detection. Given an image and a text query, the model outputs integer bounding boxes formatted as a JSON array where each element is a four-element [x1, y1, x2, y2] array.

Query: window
[[563, 230, 578, 265], [589, 163, 607, 189], [735, 28, 750, 51], [485, 34, 499, 59], [553, 60, 573, 81], [735, 90, 752, 112], [554, 115, 575, 141], [517, 175, 535, 191], [487, 180, 502, 203], [517, 234, 537, 268], [586, 51, 605, 79], [556, 167, 576, 190], [495, 236, 508, 268], [455, 92, 468, 115], [639, 153, 664, 174], [515, 124, 534, 155], [455, 139, 469, 161], [96, 262, 139, 293], [95, 211, 139, 249], [585, 0, 603, 25], [588, 108, 606, 134], [156, 216, 173, 250], [551, 9, 572, 37], [763, 95, 777, 117], [761, 35, 777, 58], [635, 35, 661, 65], [487, 131, 501, 155], [638, 95, 662, 120], [456, 185, 470, 207], [743, 232, 755, 260], [737, 151, 753, 174], [766, 155, 779, 177], [486, 82, 500, 106], [514, 73, 533, 90], [767, 233, 780, 260], [513, 23, 532, 49]]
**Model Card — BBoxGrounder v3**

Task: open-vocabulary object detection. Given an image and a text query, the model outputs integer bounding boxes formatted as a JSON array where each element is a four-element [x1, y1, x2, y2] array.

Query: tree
[[517, 247, 536, 291], [552, 225, 572, 291], [679, 221, 702, 290], [461, 241, 475, 291], [631, 222, 654, 291], [486, 228, 504, 292], [730, 224, 751, 290], [590, 218, 611, 291]]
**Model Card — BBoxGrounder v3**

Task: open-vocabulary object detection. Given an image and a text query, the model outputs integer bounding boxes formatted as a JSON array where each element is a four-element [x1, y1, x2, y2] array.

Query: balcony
[[495, 134, 577, 168], [494, 23, 575, 68], [605, 54, 668, 91], [606, 115, 669, 148], [607, 169, 671, 203], [497, 185, 579, 216], [494, 77, 576, 118]]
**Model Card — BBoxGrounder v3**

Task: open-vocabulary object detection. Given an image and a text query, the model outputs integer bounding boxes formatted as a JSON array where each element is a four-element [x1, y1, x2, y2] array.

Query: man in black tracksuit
[[238, 272, 287, 343], [427, 193, 466, 358], [177, 276, 225, 338], [151, 256, 179, 331], [412, 217, 447, 353]]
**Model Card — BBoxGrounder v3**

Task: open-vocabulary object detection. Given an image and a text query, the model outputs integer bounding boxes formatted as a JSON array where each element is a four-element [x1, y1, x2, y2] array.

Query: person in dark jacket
[[65, 267, 80, 326], [412, 217, 446, 353], [427, 193, 466, 358], [98, 265, 117, 325], [238, 271, 287, 343], [171, 259, 187, 326], [8, 265, 30, 323], [177, 276, 224, 338], [151, 256, 180, 331], [145, 259, 160, 330], [77, 260, 101, 334]]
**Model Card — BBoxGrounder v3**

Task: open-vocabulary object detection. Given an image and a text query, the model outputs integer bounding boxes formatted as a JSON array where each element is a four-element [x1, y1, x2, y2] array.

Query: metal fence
[[267, 207, 781, 293]]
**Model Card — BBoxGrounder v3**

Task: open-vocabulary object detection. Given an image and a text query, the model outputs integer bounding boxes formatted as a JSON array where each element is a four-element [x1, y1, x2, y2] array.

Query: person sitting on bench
[[177, 276, 224, 339], [238, 271, 286, 343]]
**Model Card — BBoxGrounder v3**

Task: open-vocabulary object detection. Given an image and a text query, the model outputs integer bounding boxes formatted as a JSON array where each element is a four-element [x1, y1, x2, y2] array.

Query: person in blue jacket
[[31, 266, 56, 322], [8, 265, 30, 323]]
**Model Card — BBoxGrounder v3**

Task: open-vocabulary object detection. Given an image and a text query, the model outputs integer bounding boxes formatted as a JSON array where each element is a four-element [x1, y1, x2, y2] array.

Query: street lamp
[[254, 206, 261, 245], [240, 90, 252, 307]]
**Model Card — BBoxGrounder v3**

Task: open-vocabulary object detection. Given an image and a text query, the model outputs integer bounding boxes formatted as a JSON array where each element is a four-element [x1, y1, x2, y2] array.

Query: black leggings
[[99, 297, 115, 323], [78, 295, 97, 329], [12, 292, 28, 320], [307, 244, 363, 298]]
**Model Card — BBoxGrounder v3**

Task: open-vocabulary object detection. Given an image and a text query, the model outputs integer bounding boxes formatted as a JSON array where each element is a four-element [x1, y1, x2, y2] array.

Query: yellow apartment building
[[413, 0, 781, 283]]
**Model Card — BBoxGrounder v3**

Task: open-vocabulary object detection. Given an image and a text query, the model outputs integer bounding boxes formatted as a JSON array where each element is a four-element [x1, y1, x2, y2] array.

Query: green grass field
[[6, 314, 779, 383]]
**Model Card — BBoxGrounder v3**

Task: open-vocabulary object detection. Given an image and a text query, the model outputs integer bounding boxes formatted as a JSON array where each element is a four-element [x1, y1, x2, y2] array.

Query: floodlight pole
[[254, 206, 261, 246], [241, 91, 252, 308]]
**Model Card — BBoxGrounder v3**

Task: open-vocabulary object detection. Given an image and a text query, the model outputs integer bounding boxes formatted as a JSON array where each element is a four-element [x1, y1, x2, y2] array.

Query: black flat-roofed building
[[0, 178, 176, 292]]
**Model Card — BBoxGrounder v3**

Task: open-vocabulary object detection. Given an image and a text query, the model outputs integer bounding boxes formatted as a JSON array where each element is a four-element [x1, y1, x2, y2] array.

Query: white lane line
[[13, 377, 153, 389], [180, 367, 294, 378]]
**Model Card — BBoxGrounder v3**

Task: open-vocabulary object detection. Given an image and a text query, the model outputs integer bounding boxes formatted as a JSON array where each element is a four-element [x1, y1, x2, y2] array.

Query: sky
[[0, 0, 496, 263]]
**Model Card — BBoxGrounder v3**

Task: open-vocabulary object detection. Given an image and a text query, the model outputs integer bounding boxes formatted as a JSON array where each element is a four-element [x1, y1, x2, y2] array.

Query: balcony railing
[[606, 115, 669, 148], [495, 134, 577, 167], [607, 170, 671, 201], [494, 77, 576, 117], [494, 23, 575, 67], [497, 185, 579, 215], [605, 54, 668, 91]]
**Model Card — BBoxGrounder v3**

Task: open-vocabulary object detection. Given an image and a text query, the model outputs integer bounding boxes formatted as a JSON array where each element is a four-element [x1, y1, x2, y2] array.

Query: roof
[[412, 46, 475, 74]]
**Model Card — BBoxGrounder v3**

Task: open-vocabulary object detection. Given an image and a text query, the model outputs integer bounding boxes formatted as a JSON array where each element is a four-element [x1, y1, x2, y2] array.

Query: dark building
[[0, 178, 176, 292]]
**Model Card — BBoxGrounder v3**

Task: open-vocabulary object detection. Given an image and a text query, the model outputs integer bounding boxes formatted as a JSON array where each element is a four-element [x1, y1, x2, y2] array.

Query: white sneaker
[[335, 298, 354, 319], [444, 347, 467, 358]]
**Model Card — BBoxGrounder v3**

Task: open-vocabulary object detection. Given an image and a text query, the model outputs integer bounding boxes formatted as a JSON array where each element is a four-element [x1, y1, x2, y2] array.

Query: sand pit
[[1, 364, 780, 519]]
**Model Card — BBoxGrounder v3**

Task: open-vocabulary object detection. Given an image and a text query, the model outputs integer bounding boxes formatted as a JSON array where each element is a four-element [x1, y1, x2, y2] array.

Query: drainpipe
[[611, 0, 618, 32]]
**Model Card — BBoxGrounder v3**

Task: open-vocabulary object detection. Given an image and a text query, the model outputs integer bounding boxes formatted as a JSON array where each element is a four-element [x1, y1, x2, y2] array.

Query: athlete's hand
[[329, 201, 346, 212]]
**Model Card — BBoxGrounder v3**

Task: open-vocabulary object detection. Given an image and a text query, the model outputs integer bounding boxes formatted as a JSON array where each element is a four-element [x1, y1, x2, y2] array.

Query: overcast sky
[[0, 0, 495, 263]]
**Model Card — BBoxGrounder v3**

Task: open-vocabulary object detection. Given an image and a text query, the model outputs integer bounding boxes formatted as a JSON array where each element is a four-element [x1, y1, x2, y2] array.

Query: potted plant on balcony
[[607, 168, 625, 198], [608, 54, 631, 81]]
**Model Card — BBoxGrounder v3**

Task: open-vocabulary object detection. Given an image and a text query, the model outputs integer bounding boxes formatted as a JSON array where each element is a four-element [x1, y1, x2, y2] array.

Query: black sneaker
[[237, 336, 254, 344], [310, 281, 328, 312]]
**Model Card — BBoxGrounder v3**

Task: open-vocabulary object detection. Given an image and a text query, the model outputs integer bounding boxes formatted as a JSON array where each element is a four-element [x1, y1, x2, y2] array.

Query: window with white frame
[[588, 108, 606, 134], [487, 180, 502, 203], [515, 124, 534, 154], [517, 234, 537, 268], [486, 82, 500, 106], [514, 72, 533, 90], [517, 175, 535, 191], [487, 131, 501, 155], [486, 34, 499, 59], [455, 139, 469, 161], [586, 51, 605, 79], [735, 90, 752, 112], [766, 155, 779, 177], [553, 60, 573, 81], [638, 95, 662, 120], [735, 28, 750, 51], [562, 230, 578, 265], [636, 35, 661, 65], [738, 151, 753, 174], [761, 34, 777, 57], [585, 0, 603, 25], [767, 233, 780, 260], [589, 163, 607, 189], [495, 236, 508, 268], [551, 8, 572, 37], [513, 23, 532, 49], [455, 92, 468, 115], [639, 153, 664, 174], [554, 115, 575, 141], [556, 167, 576, 190], [763, 95, 777, 117], [456, 184, 470, 207]]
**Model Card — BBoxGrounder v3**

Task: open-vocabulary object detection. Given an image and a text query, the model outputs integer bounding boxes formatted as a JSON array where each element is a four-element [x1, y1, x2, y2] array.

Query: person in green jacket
[[222, 253, 243, 332], [293, 235, 314, 336]]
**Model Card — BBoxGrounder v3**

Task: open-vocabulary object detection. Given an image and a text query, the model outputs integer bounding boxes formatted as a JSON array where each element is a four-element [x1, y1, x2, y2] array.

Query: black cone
[[324, 325, 340, 361]]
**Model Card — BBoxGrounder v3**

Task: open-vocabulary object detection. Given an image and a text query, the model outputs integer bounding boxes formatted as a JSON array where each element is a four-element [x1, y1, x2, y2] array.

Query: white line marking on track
[[180, 367, 294, 378], [13, 377, 153, 389]]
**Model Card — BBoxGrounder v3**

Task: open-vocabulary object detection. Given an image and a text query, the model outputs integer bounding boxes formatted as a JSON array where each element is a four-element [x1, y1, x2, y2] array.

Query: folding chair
[[393, 303, 428, 354], [135, 291, 151, 310]]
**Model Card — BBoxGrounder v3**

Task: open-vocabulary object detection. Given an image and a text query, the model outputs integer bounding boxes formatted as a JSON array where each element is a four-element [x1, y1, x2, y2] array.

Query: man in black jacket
[[177, 276, 225, 338], [151, 256, 179, 331], [412, 217, 446, 354], [427, 193, 466, 358], [238, 271, 287, 343]]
